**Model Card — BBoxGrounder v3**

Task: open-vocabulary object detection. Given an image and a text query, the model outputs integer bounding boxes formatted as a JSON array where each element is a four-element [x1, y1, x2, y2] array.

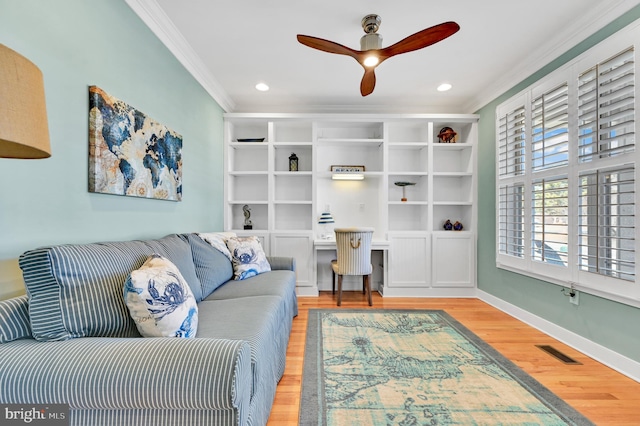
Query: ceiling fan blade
[[380, 21, 460, 60], [297, 35, 360, 60], [360, 68, 376, 97]]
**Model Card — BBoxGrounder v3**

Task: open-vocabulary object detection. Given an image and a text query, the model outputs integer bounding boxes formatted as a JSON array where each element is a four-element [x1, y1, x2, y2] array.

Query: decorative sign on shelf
[[330, 165, 365, 173]]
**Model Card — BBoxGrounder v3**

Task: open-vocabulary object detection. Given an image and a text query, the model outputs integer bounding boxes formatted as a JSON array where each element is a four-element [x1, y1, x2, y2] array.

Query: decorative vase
[[443, 219, 453, 230], [453, 221, 463, 231]]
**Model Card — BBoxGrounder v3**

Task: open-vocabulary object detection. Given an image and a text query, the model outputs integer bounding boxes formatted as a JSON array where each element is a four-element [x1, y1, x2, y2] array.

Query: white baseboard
[[478, 290, 640, 383]]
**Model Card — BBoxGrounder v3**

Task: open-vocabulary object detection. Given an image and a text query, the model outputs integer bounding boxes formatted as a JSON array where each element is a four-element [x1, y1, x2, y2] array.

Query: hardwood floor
[[267, 292, 640, 425]]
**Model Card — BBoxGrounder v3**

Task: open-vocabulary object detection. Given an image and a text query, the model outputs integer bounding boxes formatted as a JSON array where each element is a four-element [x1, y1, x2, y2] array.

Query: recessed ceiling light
[[437, 83, 452, 92], [255, 82, 269, 92]]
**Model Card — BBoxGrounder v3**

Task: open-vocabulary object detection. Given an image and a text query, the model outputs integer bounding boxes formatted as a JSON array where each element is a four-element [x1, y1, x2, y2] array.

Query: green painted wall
[[477, 6, 640, 363], [0, 0, 225, 298]]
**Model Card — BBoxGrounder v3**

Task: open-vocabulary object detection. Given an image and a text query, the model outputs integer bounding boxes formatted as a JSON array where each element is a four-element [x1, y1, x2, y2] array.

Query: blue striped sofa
[[0, 233, 298, 426]]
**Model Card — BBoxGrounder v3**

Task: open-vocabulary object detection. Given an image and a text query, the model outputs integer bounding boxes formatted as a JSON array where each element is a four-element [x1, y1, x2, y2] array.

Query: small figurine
[[394, 181, 416, 202], [243, 205, 253, 230], [453, 221, 464, 231], [437, 126, 457, 143], [443, 219, 453, 230]]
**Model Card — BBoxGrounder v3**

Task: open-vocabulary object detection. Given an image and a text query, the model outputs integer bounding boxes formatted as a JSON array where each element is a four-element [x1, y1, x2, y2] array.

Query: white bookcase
[[224, 113, 478, 297]]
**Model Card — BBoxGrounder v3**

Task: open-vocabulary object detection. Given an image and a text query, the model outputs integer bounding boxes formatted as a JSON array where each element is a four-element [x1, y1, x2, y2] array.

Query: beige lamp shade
[[0, 44, 51, 159]]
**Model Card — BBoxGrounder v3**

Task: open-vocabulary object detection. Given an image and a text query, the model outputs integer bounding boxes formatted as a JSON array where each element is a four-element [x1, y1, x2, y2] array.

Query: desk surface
[[314, 239, 390, 249]]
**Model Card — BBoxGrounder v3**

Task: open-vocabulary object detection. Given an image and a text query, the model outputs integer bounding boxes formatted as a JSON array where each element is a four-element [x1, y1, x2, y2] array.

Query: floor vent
[[536, 345, 582, 365]]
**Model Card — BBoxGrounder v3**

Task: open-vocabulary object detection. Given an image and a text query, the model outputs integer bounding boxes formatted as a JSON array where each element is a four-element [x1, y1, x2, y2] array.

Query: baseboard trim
[[478, 290, 640, 383]]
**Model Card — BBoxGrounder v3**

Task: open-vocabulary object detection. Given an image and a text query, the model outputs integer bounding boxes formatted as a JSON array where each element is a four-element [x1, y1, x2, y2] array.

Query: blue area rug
[[299, 309, 594, 425]]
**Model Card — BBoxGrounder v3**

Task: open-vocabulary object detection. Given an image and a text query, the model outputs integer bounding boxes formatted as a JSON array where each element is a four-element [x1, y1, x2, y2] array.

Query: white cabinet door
[[270, 233, 313, 288], [388, 233, 430, 287], [432, 233, 475, 287]]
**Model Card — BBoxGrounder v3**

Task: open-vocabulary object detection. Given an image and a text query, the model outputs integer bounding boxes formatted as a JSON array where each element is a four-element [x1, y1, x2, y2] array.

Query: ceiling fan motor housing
[[361, 33, 382, 50]]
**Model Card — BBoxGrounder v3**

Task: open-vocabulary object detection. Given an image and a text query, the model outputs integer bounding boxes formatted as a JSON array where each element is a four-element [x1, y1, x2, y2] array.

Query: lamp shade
[[0, 44, 51, 159]]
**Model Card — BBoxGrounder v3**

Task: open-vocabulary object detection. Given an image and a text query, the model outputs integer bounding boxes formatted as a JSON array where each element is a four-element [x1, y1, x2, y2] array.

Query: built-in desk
[[313, 239, 389, 293]]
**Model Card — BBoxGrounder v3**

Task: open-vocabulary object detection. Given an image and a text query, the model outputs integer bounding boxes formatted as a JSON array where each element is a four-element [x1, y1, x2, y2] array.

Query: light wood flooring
[[267, 292, 640, 425]]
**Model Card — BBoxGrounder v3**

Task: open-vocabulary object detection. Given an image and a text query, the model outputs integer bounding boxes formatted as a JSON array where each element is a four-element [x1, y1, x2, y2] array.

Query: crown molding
[[125, 0, 235, 112], [463, 0, 640, 113]]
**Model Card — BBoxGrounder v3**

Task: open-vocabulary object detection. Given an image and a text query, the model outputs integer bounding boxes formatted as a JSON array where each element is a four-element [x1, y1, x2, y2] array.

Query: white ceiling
[[126, 0, 639, 114]]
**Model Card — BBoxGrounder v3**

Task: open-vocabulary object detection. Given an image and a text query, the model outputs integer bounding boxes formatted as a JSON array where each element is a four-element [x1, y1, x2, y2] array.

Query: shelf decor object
[[394, 181, 416, 202], [443, 219, 453, 230], [437, 126, 458, 143], [453, 221, 464, 231], [88, 86, 183, 201], [289, 152, 298, 171], [243, 205, 253, 230], [318, 211, 335, 239], [237, 138, 265, 142], [331, 165, 365, 180], [0, 44, 51, 159]]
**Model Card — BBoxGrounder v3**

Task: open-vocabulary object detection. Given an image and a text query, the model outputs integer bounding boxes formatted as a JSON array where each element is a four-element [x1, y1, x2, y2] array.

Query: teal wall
[[0, 0, 225, 298], [477, 7, 640, 363]]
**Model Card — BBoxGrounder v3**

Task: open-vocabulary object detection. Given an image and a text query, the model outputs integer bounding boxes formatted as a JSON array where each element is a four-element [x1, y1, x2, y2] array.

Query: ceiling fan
[[297, 15, 460, 96]]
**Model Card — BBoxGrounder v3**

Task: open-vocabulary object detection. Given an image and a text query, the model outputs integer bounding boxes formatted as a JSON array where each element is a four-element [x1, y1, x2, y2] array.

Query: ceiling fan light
[[437, 83, 452, 92], [255, 82, 269, 91], [364, 55, 379, 67]]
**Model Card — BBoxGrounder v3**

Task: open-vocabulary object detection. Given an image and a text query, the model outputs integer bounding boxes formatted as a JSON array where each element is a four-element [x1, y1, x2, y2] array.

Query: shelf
[[316, 138, 384, 146], [387, 122, 429, 143], [389, 145, 429, 173], [272, 121, 312, 142]]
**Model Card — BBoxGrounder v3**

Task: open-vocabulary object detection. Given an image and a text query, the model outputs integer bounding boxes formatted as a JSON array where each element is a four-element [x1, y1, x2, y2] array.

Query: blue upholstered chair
[[331, 227, 374, 306]]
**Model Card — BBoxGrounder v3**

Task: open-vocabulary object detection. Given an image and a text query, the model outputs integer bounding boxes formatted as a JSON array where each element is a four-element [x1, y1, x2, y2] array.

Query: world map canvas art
[[88, 86, 182, 201]]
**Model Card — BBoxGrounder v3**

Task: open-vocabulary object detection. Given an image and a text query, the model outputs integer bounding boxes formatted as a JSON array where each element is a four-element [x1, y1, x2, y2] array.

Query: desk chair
[[331, 227, 374, 306]]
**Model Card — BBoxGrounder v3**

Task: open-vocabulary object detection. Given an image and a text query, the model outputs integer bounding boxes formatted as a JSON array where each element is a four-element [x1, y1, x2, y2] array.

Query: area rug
[[299, 309, 594, 425]]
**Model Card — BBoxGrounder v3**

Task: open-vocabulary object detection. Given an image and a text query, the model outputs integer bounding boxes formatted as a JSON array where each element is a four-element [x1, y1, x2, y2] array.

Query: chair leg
[[365, 274, 372, 306], [337, 275, 343, 306], [332, 270, 335, 295], [362, 275, 366, 294]]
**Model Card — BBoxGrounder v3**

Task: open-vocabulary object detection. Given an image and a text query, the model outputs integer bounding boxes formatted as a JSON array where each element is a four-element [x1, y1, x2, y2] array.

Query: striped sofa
[[0, 233, 298, 426]]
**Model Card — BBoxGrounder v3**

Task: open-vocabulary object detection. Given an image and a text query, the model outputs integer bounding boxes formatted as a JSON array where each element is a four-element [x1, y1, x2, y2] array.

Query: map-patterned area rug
[[300, 309, 594, 425]]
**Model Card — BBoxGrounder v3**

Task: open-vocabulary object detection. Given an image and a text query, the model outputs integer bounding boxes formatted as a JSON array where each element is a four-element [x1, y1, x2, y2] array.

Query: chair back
[[334, 227, 374, 276]]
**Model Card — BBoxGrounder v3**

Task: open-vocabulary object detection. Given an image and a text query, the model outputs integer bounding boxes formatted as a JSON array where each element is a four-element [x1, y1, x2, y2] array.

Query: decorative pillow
[[197, 232, 235, 261], [124, 254, 198, 338], [226, 236, 271, 280]]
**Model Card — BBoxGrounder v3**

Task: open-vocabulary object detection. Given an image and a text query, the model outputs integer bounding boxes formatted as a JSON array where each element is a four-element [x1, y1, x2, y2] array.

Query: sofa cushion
[[124, 254, 198, 338], [185, 233, 233, 298], [19, 234, 203, 341], [0, 295, 31, 343], [226, 236, 271, 280]]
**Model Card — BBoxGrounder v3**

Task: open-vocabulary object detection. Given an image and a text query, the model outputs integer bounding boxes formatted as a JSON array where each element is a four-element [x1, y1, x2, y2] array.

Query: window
[[496, 24, 639, 306], [499, 183, 525, 258]]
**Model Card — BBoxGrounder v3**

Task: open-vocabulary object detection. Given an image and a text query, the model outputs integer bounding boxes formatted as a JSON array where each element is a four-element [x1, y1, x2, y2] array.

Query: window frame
[[495, 20, 640, 307]]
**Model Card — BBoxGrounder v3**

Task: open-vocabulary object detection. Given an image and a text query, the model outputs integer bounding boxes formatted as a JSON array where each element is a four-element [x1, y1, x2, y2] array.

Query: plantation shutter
[[498, 105, 526, 177], [578, 47, 635, 162], [578, 167, 635, 281], [531, 177, 569, 266], [498, 184, 525, 258], [531, 84, 569, 171]]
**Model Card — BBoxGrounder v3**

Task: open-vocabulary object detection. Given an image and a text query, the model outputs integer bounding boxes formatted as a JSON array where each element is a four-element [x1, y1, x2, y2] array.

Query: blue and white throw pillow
[[226, 236, 271, 280], [197, 231, 235, 261], [124, 254, 198, 338]]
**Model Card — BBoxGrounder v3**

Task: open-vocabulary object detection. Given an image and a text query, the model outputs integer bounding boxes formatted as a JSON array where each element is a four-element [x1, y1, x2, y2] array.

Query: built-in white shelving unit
[[224, 113, 478, 297]]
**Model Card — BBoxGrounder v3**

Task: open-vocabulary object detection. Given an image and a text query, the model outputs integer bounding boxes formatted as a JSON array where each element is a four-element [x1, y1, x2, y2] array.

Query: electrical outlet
[[569, 290, 579, 305]]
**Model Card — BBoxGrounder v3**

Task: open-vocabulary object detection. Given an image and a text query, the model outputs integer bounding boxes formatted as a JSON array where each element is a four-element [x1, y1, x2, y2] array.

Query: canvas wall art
[[88, 86, 182, 201]]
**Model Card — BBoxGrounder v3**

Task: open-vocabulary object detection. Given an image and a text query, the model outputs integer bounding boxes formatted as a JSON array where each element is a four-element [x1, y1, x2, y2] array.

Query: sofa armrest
[[0, 337, 251, 415], [267, 256, 296, 271]]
